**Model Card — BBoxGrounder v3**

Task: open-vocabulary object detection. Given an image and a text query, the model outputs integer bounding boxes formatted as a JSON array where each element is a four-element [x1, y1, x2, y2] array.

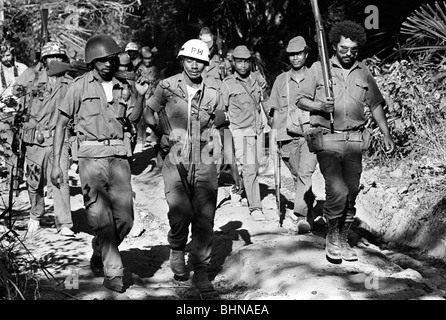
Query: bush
[[364, 57, 446, 166]]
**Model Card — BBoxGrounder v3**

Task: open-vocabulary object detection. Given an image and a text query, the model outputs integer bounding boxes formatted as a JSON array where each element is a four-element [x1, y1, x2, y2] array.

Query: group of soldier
[[0, 18, 395, 294]]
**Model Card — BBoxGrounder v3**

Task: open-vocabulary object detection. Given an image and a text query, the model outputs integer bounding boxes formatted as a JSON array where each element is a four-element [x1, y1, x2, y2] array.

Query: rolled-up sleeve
[[365, 71, 385, 112], [147, 81, 166, 113]]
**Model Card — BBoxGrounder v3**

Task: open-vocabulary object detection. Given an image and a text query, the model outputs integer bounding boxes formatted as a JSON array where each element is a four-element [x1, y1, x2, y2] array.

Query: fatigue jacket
[[297, 57, 384, 131], [59, 69, 138, 158], [221, 73, 264, 137], [265, 68, 309, 141], [13, 63, 73, 146], [147, 71, 223, 159]]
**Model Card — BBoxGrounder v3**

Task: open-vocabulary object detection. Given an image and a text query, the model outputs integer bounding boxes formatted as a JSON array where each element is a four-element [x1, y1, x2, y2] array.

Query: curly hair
[[328, 20, 367, 47]]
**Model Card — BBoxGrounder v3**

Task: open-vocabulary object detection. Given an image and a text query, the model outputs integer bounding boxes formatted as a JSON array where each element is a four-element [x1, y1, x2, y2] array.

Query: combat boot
[[192, 268, 214, 293], [325, 218, 342, 263], [339, 222, 358, 261], [170, 249, 187, 280]]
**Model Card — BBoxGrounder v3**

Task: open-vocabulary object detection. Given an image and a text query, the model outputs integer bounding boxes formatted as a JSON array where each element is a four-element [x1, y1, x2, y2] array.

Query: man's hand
[[135, 75, 150, 96], [51, 165, 63, 189], [383, 134, 395, 154], [318, 96, 334, 114]]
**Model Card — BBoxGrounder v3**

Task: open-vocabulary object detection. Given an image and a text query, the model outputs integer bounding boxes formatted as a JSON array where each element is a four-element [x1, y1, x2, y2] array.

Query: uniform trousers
[[281, 137, 318, 217], [26, 142, 72, 231], [316, 136, 362, 223], [162, 154, 217, 269], [78, 156, 134, 277]]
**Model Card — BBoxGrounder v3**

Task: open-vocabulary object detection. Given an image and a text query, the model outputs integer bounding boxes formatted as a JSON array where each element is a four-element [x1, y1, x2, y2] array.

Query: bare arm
[[51, 112, 70, 188], [371, 104, 395, 153]]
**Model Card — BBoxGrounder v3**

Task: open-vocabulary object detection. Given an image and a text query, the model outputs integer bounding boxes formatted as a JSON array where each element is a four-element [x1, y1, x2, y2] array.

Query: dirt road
[[3, 141, 446, 304]]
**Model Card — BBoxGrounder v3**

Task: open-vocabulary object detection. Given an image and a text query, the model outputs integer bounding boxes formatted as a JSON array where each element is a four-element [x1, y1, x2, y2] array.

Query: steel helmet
[[125, 42, 139, 52], [119, 52, 131, 65], [84, 34, 120, 64], [177, 39, 209, 64], [141, 46, 153, 58], [41, 41, 67, 60]]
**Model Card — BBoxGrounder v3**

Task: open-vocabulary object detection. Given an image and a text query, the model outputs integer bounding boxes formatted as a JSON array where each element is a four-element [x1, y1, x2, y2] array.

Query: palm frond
[[399, 1, 446, 61]]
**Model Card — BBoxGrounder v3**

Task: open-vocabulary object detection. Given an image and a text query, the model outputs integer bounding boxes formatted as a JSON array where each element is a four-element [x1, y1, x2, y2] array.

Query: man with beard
[[51, 34, 149, 293], [265, 36, 317, 234], [296, 20, 395, 263], [0, 40, 27, 110]]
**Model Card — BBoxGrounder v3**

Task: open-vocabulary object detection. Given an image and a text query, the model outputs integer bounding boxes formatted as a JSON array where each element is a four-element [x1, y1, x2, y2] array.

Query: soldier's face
[[183, 57, 206, 80], [288, 51, 307, 70], [334, 36, 359, 69], [233, 58, 251, 77], [94, 54, 119, 80]]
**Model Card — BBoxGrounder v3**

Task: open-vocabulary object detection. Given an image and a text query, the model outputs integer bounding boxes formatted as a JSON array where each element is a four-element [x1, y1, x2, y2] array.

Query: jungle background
[[1, 0, 446, 301]]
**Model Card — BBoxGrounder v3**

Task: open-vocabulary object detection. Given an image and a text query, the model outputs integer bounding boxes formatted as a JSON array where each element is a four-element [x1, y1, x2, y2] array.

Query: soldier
[[296, 21, 395, 262], [135, 46, 160, 149], [143, 39, 242, 293], [221, 45, 268, 221], [12, 41, 74, 237], [125, 41, 141, 70], [51, 34, 149, 293], [265, 36, 318, 234]]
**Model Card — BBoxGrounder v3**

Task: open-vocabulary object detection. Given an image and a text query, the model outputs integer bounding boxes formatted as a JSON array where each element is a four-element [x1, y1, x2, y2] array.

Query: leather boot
[[170, 249, 188, 280], [325, 218, 342, 262], [339, 222, 358, 261]]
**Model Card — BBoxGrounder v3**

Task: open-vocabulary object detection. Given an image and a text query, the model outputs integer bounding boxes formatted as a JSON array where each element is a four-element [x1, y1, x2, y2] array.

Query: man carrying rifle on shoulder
[[143, 39, 242, 293], [296, 20, 395, 263], [264, 36, 317, 234], [12, 41, 75, 238]]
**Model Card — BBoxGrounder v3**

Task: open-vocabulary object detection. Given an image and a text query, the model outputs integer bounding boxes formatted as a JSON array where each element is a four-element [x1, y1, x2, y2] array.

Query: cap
[[199, 27, 214, 49], [286, 36, 307, 53], [125, 42, 139, 52], [232, 45, 251, 59]]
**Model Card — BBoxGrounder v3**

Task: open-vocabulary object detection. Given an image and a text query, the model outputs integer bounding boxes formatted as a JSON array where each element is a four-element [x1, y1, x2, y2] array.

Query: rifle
[[47, 60, 92, 78], [40, 7, 50, 58], [310, 0, 334, 134], [216, 28, 227, 79], [269, 109, 284, 227]]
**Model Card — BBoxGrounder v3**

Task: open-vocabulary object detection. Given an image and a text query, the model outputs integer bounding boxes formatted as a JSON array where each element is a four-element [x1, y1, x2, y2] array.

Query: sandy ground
[[2, 138, 446, 306]]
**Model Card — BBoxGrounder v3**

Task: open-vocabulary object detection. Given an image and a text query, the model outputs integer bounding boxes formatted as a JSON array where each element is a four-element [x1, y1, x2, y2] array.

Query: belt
[[322, 131, 362, 142], [79, 139, 125, 147]]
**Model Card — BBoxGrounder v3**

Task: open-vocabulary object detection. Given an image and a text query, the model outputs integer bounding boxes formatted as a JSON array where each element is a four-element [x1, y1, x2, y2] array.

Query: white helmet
[[125, 42, 139, 52], [177, 39, 209, 64]]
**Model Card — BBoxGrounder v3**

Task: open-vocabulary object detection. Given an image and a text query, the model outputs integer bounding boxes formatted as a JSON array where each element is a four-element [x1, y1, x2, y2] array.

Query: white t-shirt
[[102, 80, 114, 102]]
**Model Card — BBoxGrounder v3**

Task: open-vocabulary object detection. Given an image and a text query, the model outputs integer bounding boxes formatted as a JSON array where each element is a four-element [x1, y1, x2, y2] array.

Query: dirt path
[[3, 142, 446, 302]]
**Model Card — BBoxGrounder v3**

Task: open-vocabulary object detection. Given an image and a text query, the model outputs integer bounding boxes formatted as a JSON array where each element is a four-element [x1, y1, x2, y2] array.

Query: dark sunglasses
[[338, 46, 359, 54]]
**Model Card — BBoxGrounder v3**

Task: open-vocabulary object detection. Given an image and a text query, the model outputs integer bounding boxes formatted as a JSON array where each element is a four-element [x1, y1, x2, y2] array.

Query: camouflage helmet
[[41, 41, 67, 60], [84, 34, 120, 64]]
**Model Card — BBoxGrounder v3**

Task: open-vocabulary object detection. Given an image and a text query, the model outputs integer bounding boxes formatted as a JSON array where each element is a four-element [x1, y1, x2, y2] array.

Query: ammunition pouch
[[361, 127, 373, 151], [21, 122, 36, 144], [304, 127, 324, 153]]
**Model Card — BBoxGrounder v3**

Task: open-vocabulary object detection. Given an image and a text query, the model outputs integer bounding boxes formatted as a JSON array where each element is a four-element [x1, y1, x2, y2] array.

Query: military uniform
[[13, 63, 73, 232], [265, 67, 317, 219], [59, 68, 138, 277], [297, 57, 385, 223], [147, 71, 222, 270], [221, 72, 265, 213]]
